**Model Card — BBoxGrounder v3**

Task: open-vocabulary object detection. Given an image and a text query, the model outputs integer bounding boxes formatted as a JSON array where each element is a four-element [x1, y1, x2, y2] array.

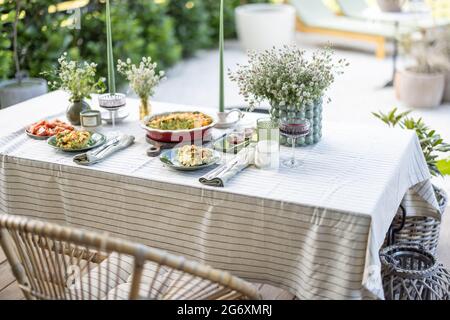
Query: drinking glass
[[279, 117, 311, 168], [256, 118, 280, 170], [257, 118, 279, 144]]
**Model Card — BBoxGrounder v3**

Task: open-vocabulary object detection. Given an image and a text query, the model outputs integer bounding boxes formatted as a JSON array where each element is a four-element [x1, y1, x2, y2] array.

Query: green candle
[[219, 0, 225, 113], [106, 0, 116, 94]]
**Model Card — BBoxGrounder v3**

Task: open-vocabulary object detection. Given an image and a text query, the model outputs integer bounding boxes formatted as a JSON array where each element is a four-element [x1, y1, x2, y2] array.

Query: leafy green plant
[[14, 0, 73, 80], [124, 0, 182, 70], [72, 0, 181, 87], [1, 0, 182, 86], [0, 0, 72, 80], [373, 108, 450, 177], [71, 0, 144, 88], [0, 0, 275, 85], [168, 0, 211, 57], [0, 33, 13, 79]]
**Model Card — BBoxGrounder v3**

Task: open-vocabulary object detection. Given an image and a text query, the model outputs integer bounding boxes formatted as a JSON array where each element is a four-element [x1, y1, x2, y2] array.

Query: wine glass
[[279, 117, 311, 168]]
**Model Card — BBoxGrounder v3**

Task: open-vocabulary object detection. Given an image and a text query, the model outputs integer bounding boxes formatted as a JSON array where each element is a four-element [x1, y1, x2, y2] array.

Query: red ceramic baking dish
[[141, 111, 217, 143]]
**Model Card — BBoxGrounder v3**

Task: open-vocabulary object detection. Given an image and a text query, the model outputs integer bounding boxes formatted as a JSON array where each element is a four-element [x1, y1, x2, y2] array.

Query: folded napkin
[[73, 134, 135, 166], [199, 145, 255, 187]]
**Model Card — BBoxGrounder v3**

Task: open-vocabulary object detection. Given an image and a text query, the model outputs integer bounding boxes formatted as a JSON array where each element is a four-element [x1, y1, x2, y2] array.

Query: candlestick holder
[[98, 93, 126, 129]]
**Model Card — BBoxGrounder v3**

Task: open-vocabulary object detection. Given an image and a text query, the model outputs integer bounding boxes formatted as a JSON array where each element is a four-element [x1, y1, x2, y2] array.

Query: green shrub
[[0, 0, 182, 87], [72, 0, 182, 88], [0, 2, 14, 79], [0, 0, 72, 80], [18, 1, 73, 80], [168, 0, 212, 57], [71, 0, 144, 89], [0, 0, 274, 83], [128, 0, 182, 70], [0, 32, 13, 79]]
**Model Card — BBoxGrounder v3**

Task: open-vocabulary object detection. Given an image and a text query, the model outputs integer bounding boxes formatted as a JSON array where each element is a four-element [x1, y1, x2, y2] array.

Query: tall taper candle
[[106, 0, 116, 94], [219, 0, 225, 112]]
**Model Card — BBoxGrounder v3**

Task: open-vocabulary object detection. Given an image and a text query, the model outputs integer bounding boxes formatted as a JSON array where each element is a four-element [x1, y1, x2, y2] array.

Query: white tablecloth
[[0, 91, 440, 299]]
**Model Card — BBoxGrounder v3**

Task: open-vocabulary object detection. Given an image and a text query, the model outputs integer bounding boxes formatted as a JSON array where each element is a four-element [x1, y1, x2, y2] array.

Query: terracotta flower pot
[[443, 71, 450, 103], [395, 69, 445, 108]]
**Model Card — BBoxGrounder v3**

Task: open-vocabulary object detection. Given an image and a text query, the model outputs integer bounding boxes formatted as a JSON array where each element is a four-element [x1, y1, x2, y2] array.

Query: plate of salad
[[47, 130, 106, 152]]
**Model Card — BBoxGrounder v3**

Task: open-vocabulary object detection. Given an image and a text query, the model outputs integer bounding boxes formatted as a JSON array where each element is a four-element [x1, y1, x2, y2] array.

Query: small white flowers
[[45, 53, 105, 102], [229, 45, 348, 111], [117, 56, 165, 101]]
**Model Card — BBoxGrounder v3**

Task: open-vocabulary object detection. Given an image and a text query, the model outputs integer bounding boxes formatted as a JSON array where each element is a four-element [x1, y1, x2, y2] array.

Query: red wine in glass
[[279, 118, 311, 168], [279, 122, 311, 137]]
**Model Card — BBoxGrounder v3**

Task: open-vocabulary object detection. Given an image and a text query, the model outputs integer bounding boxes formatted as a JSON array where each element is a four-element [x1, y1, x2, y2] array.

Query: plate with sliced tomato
[[25, 119, 75, 140]]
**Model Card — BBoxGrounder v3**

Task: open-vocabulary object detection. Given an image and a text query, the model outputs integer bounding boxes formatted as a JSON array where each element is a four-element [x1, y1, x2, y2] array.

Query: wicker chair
[[386, 186, 448, 254], [0, 214, 260, 300]]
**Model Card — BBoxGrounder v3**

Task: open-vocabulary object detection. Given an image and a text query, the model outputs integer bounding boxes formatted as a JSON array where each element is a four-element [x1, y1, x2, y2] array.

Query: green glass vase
[[269, 98, 323, 147]]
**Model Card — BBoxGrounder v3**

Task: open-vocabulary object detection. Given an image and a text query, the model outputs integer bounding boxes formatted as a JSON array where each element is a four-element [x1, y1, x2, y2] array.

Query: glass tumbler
[[255, 118, 280, 170]]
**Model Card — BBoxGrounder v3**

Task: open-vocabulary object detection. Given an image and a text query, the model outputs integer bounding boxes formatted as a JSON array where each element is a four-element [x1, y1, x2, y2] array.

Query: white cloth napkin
[[199, 145, 255, 187], [73, 134, 135, 166]]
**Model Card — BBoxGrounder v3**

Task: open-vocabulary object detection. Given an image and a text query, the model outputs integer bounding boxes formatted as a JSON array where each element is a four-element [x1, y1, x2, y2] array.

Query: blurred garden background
[[0, 0, 275, 83]]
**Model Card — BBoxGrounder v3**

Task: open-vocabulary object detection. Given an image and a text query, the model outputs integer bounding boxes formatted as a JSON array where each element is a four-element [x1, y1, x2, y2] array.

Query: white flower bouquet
[[229, 45, 348, 111], [117, 57, 165, 119], [46, 53, 106, 103]]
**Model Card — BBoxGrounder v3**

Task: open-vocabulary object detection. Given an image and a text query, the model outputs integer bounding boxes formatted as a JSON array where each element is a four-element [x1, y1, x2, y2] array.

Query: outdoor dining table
[[0, 91, 441, 300]]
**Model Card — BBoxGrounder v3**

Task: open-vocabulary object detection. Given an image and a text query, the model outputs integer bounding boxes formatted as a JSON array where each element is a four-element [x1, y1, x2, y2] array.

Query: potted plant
[[117, 57, 165, 120], [395, 30, 446, 109], [44, 53, 105, 125], [229, 45, 347, 146], [0, 0, 47, 108], [376, 0, 405, 12]]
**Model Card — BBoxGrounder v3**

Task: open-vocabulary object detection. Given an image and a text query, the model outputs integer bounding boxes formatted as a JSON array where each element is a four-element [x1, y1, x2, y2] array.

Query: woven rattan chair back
[[0, 214, 260, 300]]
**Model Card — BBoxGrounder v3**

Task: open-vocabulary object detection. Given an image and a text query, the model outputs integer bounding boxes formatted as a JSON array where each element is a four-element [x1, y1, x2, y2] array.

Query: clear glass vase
[[139, 97, 151, 120]]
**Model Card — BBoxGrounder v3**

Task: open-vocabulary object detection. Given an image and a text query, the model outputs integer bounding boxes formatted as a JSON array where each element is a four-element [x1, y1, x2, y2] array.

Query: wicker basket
[[380, 244, 450, 300], [388, 186, 448, 254], [269, 98, 323, 146]]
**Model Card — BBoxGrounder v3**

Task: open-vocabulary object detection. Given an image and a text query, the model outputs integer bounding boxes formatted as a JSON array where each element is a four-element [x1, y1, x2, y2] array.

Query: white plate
[[160, 148, 221, 171], [101, 110, 129, 124], [214, 114, 240, 129]]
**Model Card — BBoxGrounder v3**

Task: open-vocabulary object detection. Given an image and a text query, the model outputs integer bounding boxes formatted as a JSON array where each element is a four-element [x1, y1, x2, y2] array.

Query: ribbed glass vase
[[139, 97, 151, 120], [269, 98, 323, 147]]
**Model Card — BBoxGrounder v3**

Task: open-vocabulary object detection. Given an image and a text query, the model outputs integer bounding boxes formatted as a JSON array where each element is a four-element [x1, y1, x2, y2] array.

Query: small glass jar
[[80, 110, 102, 130]]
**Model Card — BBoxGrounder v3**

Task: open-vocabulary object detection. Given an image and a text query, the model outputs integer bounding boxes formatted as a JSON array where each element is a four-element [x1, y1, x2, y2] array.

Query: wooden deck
[[0, 248, 24, 300]]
